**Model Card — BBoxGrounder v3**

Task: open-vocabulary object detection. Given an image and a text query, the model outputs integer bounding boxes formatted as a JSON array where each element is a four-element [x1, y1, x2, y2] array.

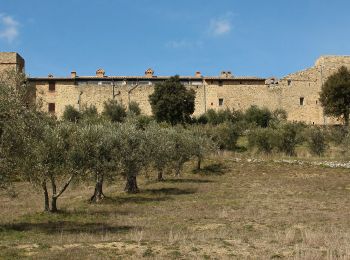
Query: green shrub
[[135, 115, 154, 130], [244, 106, 272, 128], [196, 114, 208, 124], [102, 100, 127, 123], [63, 105, 81, 122], [275, 123, 305, 156], [197, 108, 244, 125], [128, 101, 141, 116], [306, 127, 327, 156], [210, 122, 242, 150], [325, 126, 348, 145], [81, 105, 98, 119], [248, 127, 276, 154]]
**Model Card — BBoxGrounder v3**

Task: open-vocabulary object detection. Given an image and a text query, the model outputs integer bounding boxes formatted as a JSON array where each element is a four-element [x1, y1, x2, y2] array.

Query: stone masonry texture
[[1, 52, 350, 125]]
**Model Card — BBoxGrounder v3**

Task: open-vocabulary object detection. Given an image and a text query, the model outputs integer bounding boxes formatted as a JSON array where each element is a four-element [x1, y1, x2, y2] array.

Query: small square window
[[48, 103, 55, 113], [218, 80, 223, 86], [219, 98, 224, 106], [288, 80, 292, 86], [49, 82, 56, 92], [300, 97, 304, 106]]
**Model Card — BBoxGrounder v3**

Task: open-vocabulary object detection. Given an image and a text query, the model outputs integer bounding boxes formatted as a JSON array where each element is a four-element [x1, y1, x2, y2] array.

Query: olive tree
[[23, 121, 78, 212], [0, 70, 35, 190], [69, 122, 118, 202], [168, 127, 195, 176], [114, 123, 150, 193], [189, 125, 218, 170], [146, 123, 175, 181]]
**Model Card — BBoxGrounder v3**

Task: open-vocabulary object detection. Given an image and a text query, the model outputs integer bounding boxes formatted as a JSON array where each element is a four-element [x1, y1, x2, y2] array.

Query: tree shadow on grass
[[101, 195, 172, 205], [143, 187, 197, 196], [0, 221, 134, 234], [162, 178, 213, 184], [192, 163, 228, 175]]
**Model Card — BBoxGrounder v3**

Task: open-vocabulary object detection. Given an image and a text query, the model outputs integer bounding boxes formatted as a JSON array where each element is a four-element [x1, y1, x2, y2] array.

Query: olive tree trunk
[[42, 181, 50, 212], [90, 173, 105, 203], [124, 174, 139, 193], [44, 175, 74, 213], [50, 177, 58, 213], [197, 156, 202, 170], [157, 169, 164, 181]]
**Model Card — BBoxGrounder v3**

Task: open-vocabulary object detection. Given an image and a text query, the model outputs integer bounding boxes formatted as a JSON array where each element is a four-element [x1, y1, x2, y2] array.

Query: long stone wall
[[2, 52, 350, 125]]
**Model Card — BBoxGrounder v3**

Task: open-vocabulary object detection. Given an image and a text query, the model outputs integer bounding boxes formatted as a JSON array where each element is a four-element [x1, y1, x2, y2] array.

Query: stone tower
[[0, 52, 25, 74]]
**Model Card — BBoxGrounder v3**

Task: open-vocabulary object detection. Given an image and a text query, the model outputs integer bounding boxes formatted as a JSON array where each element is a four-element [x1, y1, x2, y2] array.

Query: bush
[[209, 122, 242, 150], [195, 114, 208, 124], [128, 101, 141, 116], [197, 108, 244, 125], [275, 122, 305, 156], [63, 105, 81, 122], [306, 127, 327, 156], [244, 106, 272, 128], [270, 109, 288, 127], [102, 100, 127, 122], [325, 126, 348, 145], [81, 105, 99, 119], [248, 127, 276, 154], [134, 115, 154, 130]]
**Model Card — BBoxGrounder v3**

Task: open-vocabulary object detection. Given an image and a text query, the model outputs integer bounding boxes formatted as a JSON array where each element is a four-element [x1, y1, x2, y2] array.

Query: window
[[300, 97, 304, 106], [316, 100, 318, 105], [49, 82, 56, 92], [48, 103, 55, 113], [287, 80, 292, 86], [218, 80, 223, 86], [219, 98, 224, 106]]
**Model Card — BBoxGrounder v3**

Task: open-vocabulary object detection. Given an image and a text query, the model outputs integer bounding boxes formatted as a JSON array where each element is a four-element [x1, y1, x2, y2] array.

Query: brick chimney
[[195, 71, 202, 78], [96, 69, 105, 77], [145, 68, 154, 78], [220, 71, 233, 78], [71, 71, 77, 78]]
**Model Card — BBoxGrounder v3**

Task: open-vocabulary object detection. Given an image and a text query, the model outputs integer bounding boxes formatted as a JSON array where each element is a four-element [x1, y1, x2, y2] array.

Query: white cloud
[[0, 14, 19, 43], [208, 13, 233, 36]]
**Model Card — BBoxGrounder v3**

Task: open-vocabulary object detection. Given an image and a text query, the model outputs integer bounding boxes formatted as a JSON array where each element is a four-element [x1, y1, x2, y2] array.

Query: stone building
[[1, 52, 350, 124]]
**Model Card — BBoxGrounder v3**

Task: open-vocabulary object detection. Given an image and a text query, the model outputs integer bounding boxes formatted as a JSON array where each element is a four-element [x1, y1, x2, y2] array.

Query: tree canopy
[[320, 66, 350, 125], [149, 76, 195, 125]]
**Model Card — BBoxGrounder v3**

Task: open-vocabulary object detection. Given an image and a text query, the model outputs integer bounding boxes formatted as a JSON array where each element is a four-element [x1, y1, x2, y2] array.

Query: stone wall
[[21, 54, 350, 124], [0, 52, 25, 74]]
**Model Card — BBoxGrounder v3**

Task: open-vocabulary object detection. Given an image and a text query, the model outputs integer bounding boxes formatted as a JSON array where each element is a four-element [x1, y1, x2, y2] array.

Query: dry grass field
[[1, 154, 350, 259]]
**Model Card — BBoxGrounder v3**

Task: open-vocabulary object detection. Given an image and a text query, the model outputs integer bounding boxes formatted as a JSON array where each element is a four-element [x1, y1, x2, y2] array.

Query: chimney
[[195, 71, 202, 78], [48, 74, 53, 78], [220, 71, 233, 78], [145, 68, 154, 78], [96, 69, 105, 77], [71, 71, 77, 78]]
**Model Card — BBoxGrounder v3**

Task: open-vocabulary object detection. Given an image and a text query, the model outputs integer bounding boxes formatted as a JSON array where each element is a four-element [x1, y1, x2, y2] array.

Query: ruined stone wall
[[277, 56, 350, 124], [32, 55, 350, 125], [0, 52, 24, 74]]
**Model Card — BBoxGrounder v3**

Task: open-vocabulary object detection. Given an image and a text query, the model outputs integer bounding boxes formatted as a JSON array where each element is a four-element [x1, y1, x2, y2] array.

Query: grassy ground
[[1, 154, 350, 259]]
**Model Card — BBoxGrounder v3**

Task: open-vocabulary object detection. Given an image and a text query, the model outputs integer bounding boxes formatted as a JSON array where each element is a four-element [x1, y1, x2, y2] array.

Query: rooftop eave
[[28, 76, 266, 81]]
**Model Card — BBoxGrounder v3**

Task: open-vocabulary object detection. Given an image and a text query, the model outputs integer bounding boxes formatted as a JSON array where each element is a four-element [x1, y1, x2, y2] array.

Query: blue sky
[[1, 0, 350, 78]]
